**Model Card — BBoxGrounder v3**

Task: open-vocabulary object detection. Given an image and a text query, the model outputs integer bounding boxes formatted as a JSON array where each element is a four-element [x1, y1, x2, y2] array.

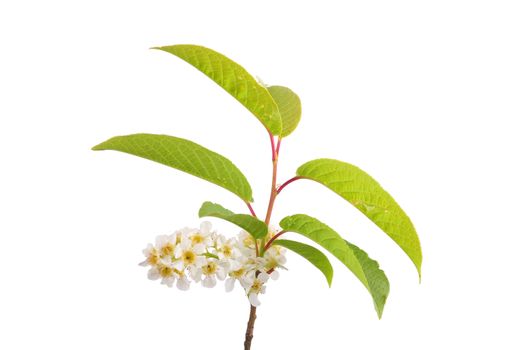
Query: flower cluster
[[139, 222, 287, 307]]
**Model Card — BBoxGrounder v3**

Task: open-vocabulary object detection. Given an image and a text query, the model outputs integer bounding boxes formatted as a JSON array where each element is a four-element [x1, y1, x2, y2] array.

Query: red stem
[[264, 132, 279, 225], [246, 202, 257, 217], [263, 230, 286, 251], [276, 138, 282, 156], [276, 176, 303, 194], [269, 132, 277, 162], [264, 159, 278, 225]]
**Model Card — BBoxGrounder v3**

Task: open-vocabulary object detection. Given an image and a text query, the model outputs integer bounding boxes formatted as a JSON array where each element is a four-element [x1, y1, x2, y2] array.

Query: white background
[[1, 1, 527, 349]]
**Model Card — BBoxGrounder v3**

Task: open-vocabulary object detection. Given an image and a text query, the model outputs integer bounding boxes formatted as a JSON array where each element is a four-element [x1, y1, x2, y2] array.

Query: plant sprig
[[93, 44, 422, 349]]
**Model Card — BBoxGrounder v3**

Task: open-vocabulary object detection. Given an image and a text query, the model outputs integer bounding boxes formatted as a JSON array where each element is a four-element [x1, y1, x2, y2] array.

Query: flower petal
[[147, 268, 160, 280], [177, 277, 190, 291], [194, 256, 207, 267], [142, 243, 154, 256], [216, 268, 226, 281], [193, 244, 206, 255], [258, 273, 269, 283], [200, 221, 212, 234], [249, 293, 261, 307], [202, 276, 217, 288], [225, 278, 235, 292], [190, 267, 202, 282], [161, 276, 175, 287], [155, 235, 168, 249]]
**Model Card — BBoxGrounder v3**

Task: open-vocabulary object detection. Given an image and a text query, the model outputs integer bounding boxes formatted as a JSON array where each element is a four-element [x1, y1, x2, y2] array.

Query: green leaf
[[153, 44, 282, 135], [198, 202, 268, 239], [273, 239, 333, 287], [297, 159, 422, 278], [345, 240, 390, 318], [92, 133, 253, 202], [280, 214, 389, 318], [267, 86, 302, 137]]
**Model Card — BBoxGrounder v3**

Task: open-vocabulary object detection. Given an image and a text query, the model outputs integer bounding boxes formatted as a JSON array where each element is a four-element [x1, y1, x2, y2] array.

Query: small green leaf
[[280, 214, 390, 318], [297, 158, 422, 278], [92, 133, 253, 202], [198, 202, 268, 239], [267, 86, 302, 137], [153, 44, 282, 135], [273, 239, 333, 287]]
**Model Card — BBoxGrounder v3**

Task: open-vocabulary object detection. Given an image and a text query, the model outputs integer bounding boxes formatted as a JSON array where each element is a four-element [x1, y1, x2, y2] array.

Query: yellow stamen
[[202, 262, 217, 275], [160, 244, 175, 257], [231, 268, 246, 278], [159, 265, 173, 278], [192, 235, 205, 245], [182, 250, 196, 265], [147, 254, 159, 266], [250, 280, 264, 294], [222, 245, 232, 257]]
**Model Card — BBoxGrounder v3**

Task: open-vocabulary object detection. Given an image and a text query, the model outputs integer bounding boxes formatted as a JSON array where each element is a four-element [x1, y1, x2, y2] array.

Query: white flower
[[139, 243, 159, 267], [225, 260, 253, 292], [263, 245, 287, 271], [245, 273, 270, 307], [155, 233, 178, 258], [215, 236, 239, 261], [237, 230, 256, 251], [187, 222, 214, 247], [147, 258, 179, 288], [244, 256, 268, 272], [140, 222, 287, 300], [174, 237, 207, 269], [198, 259, 227, 288]]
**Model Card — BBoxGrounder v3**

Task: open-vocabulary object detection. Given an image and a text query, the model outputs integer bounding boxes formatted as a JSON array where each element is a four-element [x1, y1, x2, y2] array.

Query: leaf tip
[[326, 269, 333, 288], [375, 301, 386, 319], [414, 259, 422, 283], [278, 215, 291, 229], [91, 143, 104, 151], [197, 201, 214, 218]]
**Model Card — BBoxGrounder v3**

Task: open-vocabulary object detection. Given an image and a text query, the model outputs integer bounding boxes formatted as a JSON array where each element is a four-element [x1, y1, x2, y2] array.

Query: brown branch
[[244, 305, 257, 350]]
